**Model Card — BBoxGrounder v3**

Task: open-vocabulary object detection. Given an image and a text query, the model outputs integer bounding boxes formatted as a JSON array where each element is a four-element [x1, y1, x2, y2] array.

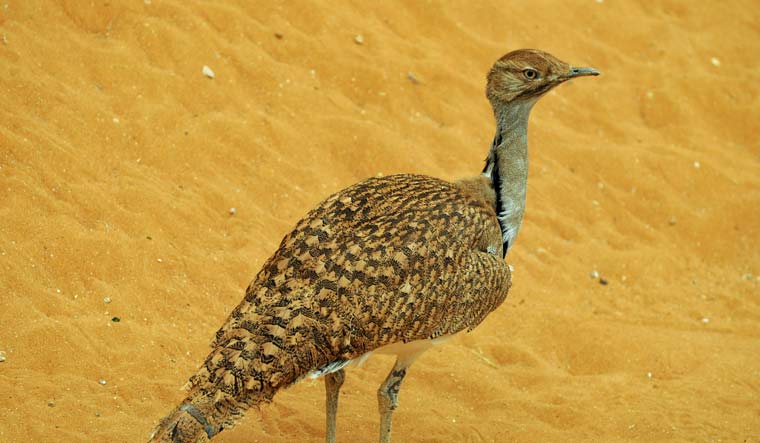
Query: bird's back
[[183, 173, 511, 427]]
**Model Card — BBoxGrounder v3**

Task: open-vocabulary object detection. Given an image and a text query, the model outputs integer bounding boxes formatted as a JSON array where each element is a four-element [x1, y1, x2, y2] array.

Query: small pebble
[[647, 372, 652, 380], [741, 273, 753, 281], [111, 317, 121, 322], [668, 216, 677, 226], [599, 278, 609, 285], [354, 34, 364, 45], [590, 270, 600, 279], [229, 207, 236, 216], [95, 411, 101, 417], [48, 400, 55, 407], [103, 297, 112, 304], [710, 57, 721, 67], [407, 71, 420, 84], [202, 65, 215, 79], [157, 258, 163, 263], [99, 379, 107, 385], [274, 32, 283, 39], [693, 161, 700, 169], [0, 351, 6, 362], [508, 264, 514, 272], [701, 317, 710, 324]]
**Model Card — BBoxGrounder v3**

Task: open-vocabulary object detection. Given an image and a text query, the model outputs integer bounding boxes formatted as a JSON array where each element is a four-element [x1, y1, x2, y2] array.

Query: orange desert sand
[[1, 1, 759, 442]]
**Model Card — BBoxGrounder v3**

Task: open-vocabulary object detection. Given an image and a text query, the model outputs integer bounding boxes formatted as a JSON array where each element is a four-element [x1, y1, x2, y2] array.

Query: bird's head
[[486, 49, 599, 106]]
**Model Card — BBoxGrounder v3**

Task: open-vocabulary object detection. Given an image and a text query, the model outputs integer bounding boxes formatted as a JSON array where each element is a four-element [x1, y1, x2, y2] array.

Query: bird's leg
[[324, 368, 345, 443], [377, 352, 422, 443]]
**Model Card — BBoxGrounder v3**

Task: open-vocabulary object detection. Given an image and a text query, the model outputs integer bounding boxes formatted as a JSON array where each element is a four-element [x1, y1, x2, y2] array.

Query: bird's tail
[[149, 358, 279, 443], [148, 267, 361, 441], [148, 347, 291, 442], [149, 310, 341, 441], [148, 390, 219, 443]]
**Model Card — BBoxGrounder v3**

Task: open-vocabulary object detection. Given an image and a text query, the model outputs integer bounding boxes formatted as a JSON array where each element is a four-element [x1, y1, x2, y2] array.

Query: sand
[[1, 1, 759, 442]]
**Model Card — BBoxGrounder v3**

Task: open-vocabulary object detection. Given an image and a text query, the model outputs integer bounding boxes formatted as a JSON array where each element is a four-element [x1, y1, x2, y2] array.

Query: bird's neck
[[482, 99, 536, 256]]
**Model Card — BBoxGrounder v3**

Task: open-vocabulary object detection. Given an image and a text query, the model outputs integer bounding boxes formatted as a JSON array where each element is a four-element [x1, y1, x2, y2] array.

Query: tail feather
[[150, 281, 354, 441], [148, 393, 218, 443], [151, 320, 339, 441]]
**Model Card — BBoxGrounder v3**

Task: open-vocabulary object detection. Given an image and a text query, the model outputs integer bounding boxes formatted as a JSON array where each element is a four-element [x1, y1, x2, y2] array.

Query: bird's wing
[[248, 174, 508, 349], [200, 174, 510, 399]]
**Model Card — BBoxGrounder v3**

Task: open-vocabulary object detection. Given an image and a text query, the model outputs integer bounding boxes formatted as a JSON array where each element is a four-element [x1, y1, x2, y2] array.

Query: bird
[[149, 49, 599, 443]]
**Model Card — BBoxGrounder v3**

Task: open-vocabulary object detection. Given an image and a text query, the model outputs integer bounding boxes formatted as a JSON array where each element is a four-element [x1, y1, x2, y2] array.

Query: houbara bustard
[[150, 49, 598, 443]]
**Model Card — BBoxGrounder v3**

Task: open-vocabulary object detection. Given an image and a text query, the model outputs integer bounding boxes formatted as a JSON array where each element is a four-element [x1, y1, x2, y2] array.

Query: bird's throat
[[483, 100, 534, 256]]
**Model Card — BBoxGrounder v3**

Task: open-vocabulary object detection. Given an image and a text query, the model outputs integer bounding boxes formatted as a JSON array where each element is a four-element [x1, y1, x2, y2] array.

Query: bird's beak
[[564, 66, 600, 79]]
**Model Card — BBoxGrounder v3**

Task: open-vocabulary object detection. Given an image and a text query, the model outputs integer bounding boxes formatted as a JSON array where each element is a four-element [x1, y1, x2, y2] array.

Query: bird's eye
[[523, 68, 539, 80]]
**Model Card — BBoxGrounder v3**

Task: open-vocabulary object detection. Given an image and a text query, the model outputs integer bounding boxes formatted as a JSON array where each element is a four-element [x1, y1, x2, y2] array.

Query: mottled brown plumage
[[149, 49, 598, 443]]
